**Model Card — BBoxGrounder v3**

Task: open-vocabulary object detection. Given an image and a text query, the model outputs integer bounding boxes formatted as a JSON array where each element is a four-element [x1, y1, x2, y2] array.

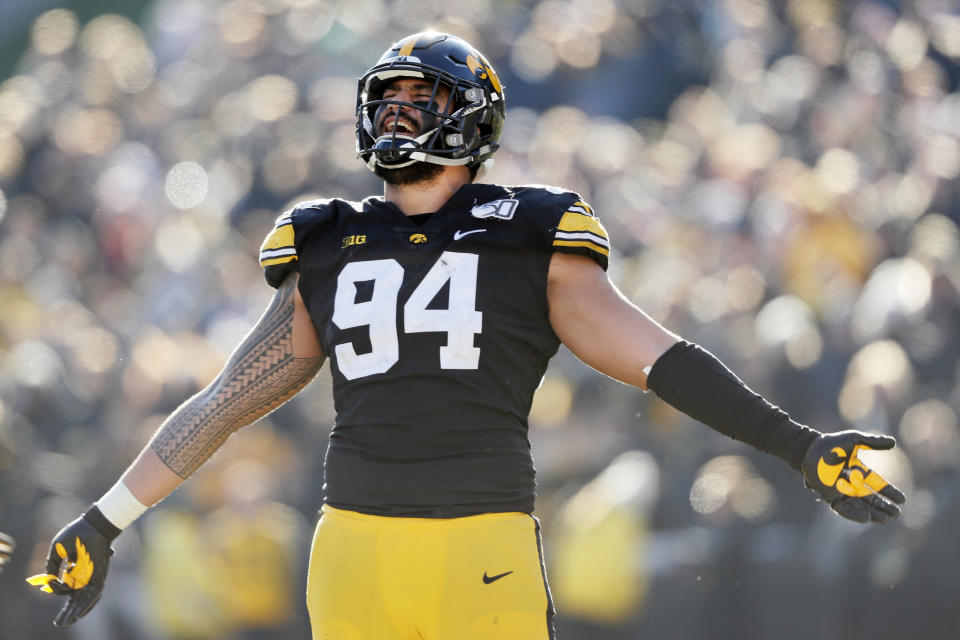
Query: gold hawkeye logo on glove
[[816, 443, 892, 498], [27, 537, 94, 592], [801, 430, 905, 523]]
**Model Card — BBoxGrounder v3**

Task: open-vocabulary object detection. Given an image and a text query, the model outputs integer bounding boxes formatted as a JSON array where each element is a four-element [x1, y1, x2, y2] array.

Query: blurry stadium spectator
[[0, 531, 14, 572], [551, 451, 658, 636]]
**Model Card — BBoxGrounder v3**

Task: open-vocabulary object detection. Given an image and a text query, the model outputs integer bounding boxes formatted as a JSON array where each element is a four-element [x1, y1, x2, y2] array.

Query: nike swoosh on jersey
[[482, 570, 513, 584], [454, 229, 486, 241]]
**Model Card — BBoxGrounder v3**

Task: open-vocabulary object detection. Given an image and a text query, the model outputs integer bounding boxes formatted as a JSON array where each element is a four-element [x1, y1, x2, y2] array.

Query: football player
[[31, 32, 905, 638]]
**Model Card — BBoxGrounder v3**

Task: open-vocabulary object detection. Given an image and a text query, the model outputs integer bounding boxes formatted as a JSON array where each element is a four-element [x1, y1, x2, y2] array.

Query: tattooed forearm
[[149, 276, 325, 478]]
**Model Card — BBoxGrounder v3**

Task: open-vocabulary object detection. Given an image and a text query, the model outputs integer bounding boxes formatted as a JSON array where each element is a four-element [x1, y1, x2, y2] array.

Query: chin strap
[[364, 145, 495, 171]]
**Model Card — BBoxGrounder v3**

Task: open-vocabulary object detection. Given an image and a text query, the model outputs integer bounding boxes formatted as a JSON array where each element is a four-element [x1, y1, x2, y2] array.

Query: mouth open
[[381, 115, 418, 137]]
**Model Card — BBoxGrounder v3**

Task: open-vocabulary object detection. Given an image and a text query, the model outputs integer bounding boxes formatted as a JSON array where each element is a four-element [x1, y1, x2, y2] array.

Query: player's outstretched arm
[[546, 252, 905, 524], [27, 273, 326, 626], [145, 272, 325, 484]]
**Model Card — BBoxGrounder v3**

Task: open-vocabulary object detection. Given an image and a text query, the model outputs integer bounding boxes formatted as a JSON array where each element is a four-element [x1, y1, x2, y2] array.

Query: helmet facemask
[[357, 65, 496, 171], [364, 74, 455, 168]]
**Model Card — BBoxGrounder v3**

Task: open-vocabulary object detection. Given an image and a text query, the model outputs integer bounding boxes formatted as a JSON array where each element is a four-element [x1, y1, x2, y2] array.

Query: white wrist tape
[[95, 481, 149, 531]]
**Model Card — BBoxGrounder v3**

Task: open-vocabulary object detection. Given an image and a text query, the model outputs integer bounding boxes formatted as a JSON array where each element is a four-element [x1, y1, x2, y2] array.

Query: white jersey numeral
[[332, 252, 482, 380], [404, 252, 482, 369], [332, 259, 404, 380]]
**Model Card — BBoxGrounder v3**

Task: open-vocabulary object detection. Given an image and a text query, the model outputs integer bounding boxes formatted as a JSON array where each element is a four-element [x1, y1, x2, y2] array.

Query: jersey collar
[[365, 183, 509, 225]]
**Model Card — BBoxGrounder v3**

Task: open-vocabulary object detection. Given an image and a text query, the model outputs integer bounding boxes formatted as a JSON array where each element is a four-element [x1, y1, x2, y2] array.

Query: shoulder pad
[[294, 197, 337, 211], [552, 199, 609, 270], [508, 185, 610, 270], [259, 199, 335, 288], [510, 184, 584, 203], [514, 183, 577, 196]]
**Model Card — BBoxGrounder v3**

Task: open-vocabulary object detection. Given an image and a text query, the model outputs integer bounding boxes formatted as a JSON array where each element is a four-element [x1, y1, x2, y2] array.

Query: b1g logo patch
[[341, 234, 367, 249], [470, 198, 518, 220]]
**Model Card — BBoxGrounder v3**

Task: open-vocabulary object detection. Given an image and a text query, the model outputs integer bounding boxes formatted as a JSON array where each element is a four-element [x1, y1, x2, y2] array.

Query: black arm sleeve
[[646, 341, 819, 470]]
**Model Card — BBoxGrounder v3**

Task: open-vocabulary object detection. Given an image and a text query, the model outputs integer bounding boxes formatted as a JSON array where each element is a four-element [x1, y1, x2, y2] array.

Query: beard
[[374, 160, 445, 186], [372, 107, 448, 186]]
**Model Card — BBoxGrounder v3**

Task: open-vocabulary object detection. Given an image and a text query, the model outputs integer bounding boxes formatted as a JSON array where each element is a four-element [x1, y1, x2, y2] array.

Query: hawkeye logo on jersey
[[341, 234, 367, 249], [470, 198, 518, 220], [409, 233, 428, 244]]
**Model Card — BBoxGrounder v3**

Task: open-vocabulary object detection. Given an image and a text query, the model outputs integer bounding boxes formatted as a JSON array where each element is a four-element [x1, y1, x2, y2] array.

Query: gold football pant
[[306, 505, 555, 640]]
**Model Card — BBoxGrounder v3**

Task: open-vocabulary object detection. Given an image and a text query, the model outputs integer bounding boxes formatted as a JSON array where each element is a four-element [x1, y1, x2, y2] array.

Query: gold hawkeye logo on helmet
[[466, 53, 502, 94], [409, 233, 428, 244]]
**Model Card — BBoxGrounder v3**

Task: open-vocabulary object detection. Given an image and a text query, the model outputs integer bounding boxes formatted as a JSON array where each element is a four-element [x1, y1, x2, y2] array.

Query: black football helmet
[[356, 32, 505, 172]]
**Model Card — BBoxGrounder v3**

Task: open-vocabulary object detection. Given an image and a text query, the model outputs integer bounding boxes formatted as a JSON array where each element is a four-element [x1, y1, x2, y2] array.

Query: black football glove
[[0, 531, 14, 572], [801, 430, 906, 524], [27, 506, 121, 626]]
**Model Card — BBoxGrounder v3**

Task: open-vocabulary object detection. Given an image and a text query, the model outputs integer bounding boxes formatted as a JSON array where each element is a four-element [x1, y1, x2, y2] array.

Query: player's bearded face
[[373, 80, 452, 186]]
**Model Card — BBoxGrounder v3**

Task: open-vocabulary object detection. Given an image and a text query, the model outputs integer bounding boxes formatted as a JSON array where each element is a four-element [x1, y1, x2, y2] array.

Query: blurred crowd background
[[1, 0, 959, 638]]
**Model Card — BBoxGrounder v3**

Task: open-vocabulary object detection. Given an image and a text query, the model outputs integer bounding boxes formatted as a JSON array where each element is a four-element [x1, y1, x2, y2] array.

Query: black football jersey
[[259, 183, 609, 517]]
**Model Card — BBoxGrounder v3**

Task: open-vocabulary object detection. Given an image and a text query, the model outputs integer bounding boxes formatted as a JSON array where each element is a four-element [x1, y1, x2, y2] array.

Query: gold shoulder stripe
[[557, 211, 609, 239], [554, 207, 610, 258], [572, 201, 594, 216], [259, 219, 296, 267], [555, 230, 609, 248], [553, 239, 610, 257], [261, 254, 298, 267]]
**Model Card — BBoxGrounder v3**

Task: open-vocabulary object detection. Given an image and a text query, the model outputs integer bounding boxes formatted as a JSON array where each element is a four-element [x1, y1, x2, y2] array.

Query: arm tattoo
[[150, 276, 325, 478]]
